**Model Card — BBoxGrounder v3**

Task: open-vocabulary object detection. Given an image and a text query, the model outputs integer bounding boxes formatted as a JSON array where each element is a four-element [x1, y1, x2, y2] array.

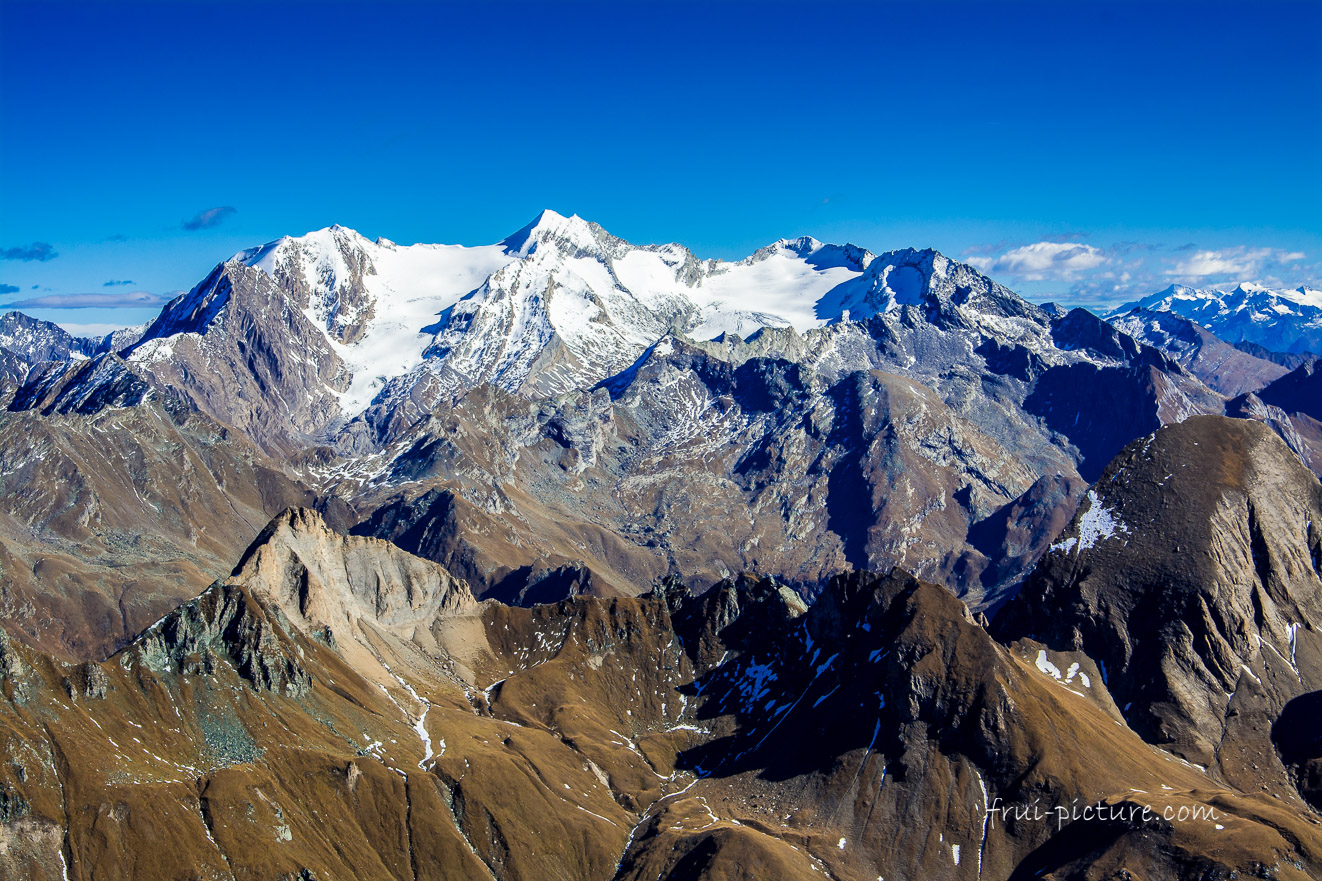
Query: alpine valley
[[2, 212, 1322, 881]]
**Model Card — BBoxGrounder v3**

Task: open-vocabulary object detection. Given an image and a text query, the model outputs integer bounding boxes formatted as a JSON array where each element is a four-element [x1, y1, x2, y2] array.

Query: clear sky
[[1, 0, 1319, 334]]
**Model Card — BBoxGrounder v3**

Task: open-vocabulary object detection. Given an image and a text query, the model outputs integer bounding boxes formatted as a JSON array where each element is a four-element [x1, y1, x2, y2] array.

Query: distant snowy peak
[[744, 236, 874, 273], [0, 311, 98, 364], [1109, 283, 1322, 354]]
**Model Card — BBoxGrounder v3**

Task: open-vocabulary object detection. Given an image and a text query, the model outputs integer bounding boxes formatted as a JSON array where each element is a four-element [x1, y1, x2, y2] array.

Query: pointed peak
[[500, 209, 599, 257]]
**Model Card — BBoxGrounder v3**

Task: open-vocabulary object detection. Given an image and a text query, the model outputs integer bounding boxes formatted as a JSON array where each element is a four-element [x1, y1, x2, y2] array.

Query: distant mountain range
[[1107, 281, 1322, 353]]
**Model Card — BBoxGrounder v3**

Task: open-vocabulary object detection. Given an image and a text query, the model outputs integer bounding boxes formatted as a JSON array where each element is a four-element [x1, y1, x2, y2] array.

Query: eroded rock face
[[229, 507, 478, 684], [348, 344, 1088, 610], [996, 416, 1322, 801], [118, 261, 353, 457]]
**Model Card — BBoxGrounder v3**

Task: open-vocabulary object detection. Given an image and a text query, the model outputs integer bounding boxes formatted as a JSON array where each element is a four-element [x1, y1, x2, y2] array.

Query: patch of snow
[[1076, 490, 1129, 551], [1035, 650, 1062, 679]]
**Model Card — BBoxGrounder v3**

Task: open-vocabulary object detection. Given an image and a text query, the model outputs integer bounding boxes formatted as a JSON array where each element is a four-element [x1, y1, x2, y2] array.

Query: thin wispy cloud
[[103, 279, 135, 287], [0, 242, 57, 261], [1, 291, 171, 309], [182, 206, 236, 231]]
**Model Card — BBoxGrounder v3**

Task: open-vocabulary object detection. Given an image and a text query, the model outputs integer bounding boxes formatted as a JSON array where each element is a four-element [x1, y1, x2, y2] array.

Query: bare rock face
[[230, 507, 477, 683], [1226, 391, 1319, 473], [9, 260, 352, 458], [995, 416, 1322, 802], [118, 260, 352, 456], [349, 338, 1089, 610]]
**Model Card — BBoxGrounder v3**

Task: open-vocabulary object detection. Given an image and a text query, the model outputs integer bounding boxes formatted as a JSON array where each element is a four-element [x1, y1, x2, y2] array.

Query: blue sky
[[1, 0, 1319, 333]]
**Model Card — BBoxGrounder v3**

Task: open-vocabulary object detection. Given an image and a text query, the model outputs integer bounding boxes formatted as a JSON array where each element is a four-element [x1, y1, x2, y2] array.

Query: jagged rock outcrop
[[136, 581, 313, 697], [622, 568, 1322, 880], [995, 416, 1322, 804]]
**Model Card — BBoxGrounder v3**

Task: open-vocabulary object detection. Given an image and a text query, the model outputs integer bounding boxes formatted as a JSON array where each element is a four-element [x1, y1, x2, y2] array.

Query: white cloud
[[1165, 246, 1308, 280], [968, 241, 1107, 281]]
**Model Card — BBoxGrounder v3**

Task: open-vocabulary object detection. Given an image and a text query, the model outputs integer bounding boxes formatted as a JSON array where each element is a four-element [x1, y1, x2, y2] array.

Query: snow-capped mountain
[[1107, 283, 1322, 354], [226, 210, 882, 416], [0, 310, 99, 364], [13, 211, 1227, 464], [219, 210, 1101, 441], [1106, 307, 1289, 397]]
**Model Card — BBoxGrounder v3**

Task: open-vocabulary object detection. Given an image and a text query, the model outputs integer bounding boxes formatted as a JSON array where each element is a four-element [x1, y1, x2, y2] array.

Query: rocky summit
[[1, 215, 1321, 880]]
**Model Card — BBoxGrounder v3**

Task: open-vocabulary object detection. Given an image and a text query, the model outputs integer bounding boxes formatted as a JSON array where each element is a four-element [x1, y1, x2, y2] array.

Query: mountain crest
[[230, 507, 477, 683]]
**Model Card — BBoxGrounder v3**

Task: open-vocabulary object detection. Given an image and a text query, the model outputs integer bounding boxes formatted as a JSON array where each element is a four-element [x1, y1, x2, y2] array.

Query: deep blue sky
[[2, 0, 1319, 332]]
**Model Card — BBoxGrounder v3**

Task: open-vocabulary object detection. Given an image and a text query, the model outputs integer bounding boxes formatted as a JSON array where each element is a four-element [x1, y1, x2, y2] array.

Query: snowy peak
[[748, 236, 874, 273], [499, 208, 604, 258], [1110, 281, 1322, 354], [813, 245, 1043, 329], [131, 261, 236, 345], [0, 310, 98, 364], [237, 224, 382, 344]]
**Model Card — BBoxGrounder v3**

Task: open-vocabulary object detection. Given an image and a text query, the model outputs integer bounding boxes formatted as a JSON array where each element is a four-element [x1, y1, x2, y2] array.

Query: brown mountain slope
[[2, 508, 1319, 880], [995, 415, 1322, 806], [0, 392, 312, 661]]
